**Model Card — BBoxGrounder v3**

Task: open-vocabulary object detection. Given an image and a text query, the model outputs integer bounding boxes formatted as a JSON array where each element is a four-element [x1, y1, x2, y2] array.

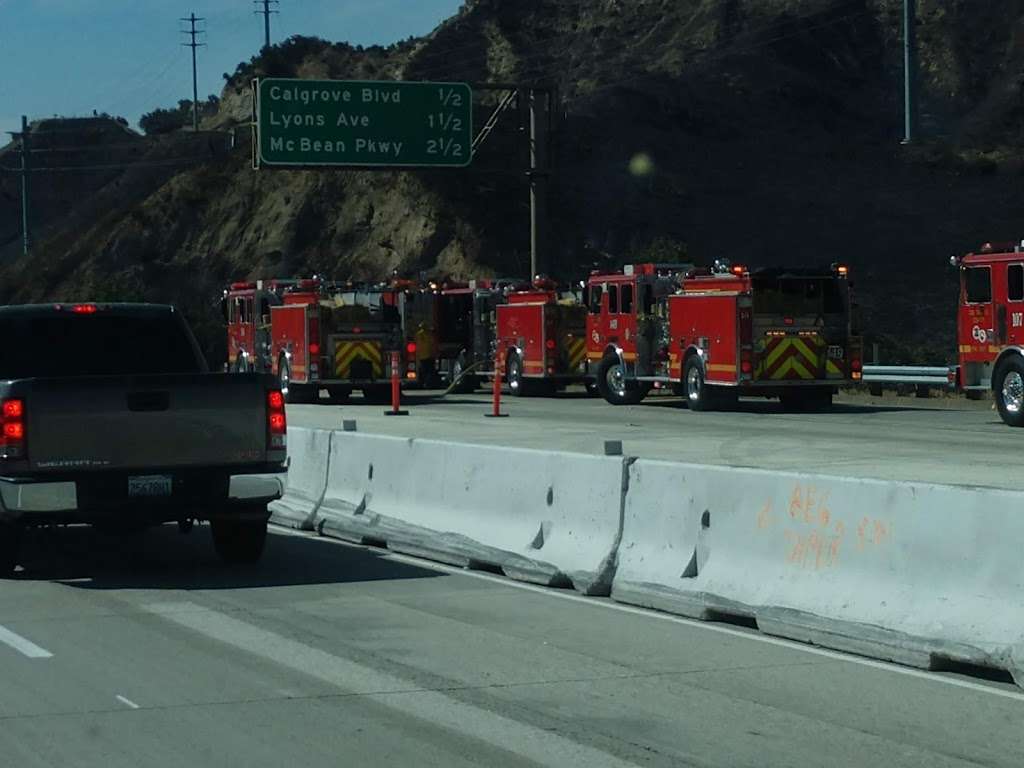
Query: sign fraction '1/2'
[[438, 87, 464, 107], [426, 113, 463, 131]]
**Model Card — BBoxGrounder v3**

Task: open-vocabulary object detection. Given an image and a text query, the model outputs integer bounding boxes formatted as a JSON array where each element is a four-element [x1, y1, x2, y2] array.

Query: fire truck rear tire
[[683, 357, 715, 412], [597, 355, 648, 405], [994, 356, 1024, 427], [278, 358, 315, 404], [507, 352, 531, 397], [450, 353, 477, 393]]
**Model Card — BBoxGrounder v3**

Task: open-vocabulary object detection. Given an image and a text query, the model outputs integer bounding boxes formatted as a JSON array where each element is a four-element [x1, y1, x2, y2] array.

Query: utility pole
[[181, 12, 206, 131], [528, 88, 550, 279], [254, 0, 279, 51], [18, 116, 30, 256], [903, 0, 918, 143]]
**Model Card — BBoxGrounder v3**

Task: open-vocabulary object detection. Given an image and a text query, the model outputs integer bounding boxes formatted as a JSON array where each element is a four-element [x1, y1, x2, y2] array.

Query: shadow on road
[[13, 524, 441, 590], [639, 397, 941, 415]]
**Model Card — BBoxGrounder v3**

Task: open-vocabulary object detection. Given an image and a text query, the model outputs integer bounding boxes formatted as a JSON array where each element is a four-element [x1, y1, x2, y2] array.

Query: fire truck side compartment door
[[1007, 263, 1024, 347]]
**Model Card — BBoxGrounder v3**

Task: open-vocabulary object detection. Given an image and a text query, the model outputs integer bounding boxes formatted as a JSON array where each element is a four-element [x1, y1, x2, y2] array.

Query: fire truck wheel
[[0, 522, 21, 577], [278, 357, 315, 404], [507, 352, 530, 397], [597, 355, 648, 405], [995, 356, 1024, 427], [683, 357, 715, 412], [450, 353, 477, 393]]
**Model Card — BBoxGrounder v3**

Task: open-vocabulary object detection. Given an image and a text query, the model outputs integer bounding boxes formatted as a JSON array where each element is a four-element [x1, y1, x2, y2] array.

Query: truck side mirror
[[220, 296, 228, 323]]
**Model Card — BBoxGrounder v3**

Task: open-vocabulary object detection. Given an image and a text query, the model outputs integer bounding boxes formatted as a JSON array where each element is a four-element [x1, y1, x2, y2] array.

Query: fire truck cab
[[225, 278, 413, 404], [587, 262, 862, 411], [954, 241, 1024, 426], [585, 263, 694, 404]]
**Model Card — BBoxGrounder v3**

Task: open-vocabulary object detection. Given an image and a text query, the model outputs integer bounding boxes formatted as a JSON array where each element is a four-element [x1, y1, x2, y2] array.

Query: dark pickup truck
[[0, 303, 287, 574]]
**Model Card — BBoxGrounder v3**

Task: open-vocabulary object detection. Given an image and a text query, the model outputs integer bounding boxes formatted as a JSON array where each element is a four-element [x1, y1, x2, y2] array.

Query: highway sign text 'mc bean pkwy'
[[254, 78, 473, 168]]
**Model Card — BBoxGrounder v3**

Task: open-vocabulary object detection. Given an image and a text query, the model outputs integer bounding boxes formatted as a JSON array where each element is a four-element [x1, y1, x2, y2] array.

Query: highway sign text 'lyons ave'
[[255, 78, 473, 168]]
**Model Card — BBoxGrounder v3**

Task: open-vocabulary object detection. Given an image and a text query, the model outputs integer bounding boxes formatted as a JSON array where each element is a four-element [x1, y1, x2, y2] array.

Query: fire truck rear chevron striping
[[584, 262, 862, 411], [223, 278, 415, 405]]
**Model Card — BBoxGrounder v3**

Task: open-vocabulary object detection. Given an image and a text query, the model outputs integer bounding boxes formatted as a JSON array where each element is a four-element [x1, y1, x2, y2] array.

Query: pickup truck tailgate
[[23, 374, 270, 473]]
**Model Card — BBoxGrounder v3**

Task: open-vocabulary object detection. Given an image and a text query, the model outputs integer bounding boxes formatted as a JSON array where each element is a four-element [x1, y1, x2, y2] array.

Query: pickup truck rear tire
[[211, 518, 267, 564], [0, 522, 21, 576]]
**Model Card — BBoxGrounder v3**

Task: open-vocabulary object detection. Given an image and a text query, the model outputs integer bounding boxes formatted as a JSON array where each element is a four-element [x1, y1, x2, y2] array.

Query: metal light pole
[[903, 0, 918, 143], [19, 116, 31, 256]]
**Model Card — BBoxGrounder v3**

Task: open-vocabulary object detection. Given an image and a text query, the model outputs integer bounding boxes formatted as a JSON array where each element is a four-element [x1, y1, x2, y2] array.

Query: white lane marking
[[146, 601, 644, 768], [115, 695, 140, 710], [0, 624, 53, 659], [273, 527, 1024, 703]]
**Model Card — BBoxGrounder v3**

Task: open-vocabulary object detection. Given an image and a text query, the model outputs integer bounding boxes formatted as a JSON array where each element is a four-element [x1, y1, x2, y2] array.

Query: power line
[[181, 12, 207, 131], [254, 0, 279, 51], [0, 156, 211, 174]]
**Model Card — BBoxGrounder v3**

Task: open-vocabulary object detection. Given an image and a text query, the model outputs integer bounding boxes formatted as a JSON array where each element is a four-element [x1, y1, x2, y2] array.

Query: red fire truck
[[585, 261, 862, 410], [952, 241, 1024, 426], [493, 280, 589, 396], [224, 278, 416, 404]]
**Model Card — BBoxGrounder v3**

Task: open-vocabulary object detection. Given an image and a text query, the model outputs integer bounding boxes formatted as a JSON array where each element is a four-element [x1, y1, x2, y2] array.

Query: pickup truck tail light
[[267, 390, 287, 450], [0, 398, 26, 459]]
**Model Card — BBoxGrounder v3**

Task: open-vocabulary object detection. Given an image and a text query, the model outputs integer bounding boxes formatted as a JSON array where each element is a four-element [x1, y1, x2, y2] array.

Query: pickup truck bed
[[0, 303, 287, 573]]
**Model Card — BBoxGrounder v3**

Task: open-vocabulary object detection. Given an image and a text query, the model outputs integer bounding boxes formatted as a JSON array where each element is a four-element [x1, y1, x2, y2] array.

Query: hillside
[[4, 0, 1024, 365]]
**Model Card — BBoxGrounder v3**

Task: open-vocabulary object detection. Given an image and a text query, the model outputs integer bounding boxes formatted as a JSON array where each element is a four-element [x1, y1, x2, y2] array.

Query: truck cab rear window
[[965, 267, 992, 304], [0, 314, 204, 379]]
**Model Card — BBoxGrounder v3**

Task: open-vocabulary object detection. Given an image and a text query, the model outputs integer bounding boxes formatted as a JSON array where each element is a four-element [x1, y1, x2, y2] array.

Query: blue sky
[[0, 0, 463, 139]]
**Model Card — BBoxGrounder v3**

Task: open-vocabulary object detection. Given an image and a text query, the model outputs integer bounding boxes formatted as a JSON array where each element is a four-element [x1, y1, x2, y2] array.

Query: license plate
[[827, 345, 845, 360], [128, 475, 172, 498]]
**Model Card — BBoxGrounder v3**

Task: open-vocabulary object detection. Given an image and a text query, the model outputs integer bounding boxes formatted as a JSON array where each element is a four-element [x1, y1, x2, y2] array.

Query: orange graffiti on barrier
[[757, 482, 893, 571]]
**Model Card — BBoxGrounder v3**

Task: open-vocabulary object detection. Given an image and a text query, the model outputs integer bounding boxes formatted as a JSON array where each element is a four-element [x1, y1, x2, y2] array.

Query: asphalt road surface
[[1, 523, 1021, 768], [288, 387, 1016, 490]]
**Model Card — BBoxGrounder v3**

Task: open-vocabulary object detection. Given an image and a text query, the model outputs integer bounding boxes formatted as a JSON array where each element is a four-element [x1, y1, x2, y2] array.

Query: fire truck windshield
[[752, 276, 846, 317]]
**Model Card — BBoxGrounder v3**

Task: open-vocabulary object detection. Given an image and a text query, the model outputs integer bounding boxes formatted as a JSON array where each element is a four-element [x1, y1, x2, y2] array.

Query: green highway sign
[[255, 78, 473, 168]]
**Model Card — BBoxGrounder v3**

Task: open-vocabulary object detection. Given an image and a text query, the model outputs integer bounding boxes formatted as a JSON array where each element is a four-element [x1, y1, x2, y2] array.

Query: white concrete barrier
[[317, 432, 626, 595], [268, 427, 332, 531], [614, 459, 1024, 682]]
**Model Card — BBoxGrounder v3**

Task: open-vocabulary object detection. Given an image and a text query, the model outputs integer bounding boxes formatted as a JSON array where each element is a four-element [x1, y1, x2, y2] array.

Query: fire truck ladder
[[472, 88, 518, 157]]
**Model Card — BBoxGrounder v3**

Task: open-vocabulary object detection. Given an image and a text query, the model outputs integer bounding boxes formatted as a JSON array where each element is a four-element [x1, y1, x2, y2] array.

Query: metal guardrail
[[861, 365, 955, 388]]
